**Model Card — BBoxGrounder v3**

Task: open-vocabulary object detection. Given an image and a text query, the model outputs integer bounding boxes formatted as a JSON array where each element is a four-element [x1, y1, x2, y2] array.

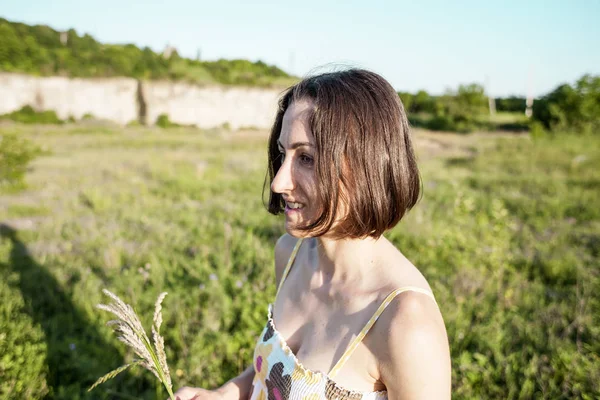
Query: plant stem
[[139, 330, 175, 400]]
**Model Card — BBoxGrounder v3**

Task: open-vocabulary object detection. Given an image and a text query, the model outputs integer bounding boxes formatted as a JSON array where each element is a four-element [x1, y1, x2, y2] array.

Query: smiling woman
[[173, 69, 451, 400], [271, 99, 320, 236], [266, 71, 420, 239]]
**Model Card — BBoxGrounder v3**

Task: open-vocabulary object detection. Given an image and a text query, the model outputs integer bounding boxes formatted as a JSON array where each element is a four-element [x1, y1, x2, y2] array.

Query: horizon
[[2, 0, 599, 98]]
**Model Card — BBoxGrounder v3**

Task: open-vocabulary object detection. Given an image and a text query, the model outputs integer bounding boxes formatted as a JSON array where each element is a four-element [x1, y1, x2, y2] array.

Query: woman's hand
[[171, 365, 255, 400], [171, 386, 224, 400]]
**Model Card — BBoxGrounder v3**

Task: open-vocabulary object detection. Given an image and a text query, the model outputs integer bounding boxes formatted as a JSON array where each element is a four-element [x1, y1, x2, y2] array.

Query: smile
[[285, 201, 304, 211]]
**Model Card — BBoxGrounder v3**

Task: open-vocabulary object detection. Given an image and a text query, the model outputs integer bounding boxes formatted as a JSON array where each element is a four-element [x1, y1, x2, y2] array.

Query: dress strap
[[328, 286, 437, 378], [275, 238, 304, 300]]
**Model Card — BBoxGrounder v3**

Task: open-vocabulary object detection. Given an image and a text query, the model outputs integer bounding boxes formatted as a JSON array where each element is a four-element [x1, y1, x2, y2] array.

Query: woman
[[174, 69, 451, 400]]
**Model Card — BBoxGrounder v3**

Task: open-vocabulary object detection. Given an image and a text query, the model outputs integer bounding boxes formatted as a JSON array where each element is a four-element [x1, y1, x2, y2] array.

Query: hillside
[[0, 17, 297, 87]]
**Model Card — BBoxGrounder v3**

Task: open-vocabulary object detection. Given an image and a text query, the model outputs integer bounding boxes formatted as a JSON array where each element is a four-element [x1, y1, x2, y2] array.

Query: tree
[[412, 90, 437, 114], [532, 74, 600, 133]]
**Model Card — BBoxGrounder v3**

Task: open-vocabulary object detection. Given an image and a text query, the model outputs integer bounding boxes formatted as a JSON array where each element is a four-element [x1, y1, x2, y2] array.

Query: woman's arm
[[173, 366, 255, 400], [215, 365, 256, 400], [375, 292, 451, 399]]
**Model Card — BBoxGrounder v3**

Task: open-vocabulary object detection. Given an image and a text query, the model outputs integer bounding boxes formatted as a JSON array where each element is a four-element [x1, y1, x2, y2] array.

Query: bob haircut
[[265, 68, 420, 239]]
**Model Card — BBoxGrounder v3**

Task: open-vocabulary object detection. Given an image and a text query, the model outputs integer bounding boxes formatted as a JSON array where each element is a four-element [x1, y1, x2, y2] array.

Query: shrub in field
[[0, 133, 41, 186], [398, 90, 439, 114], [533, 74, 600, 134], [401, 84, 494, 132], [0, 270, 49, 399], [0, 105, 63, 125], [156, 114, 184, 129], [434, 84, 489, 132]]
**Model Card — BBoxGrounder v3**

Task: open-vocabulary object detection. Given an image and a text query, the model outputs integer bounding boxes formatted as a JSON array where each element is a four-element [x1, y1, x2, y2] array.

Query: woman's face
[[271, 99, 319, 237]]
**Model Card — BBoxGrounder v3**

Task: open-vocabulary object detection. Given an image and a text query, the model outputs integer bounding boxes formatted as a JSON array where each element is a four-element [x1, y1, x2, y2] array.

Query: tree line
[[0, 17, 295, 87], [398, 74, 599, 134]]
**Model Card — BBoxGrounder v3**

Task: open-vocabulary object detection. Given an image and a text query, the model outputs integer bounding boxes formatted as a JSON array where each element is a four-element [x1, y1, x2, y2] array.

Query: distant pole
[[485, 75, 496, 116], [60, 31, 68, 46], [526, 65, 534, 118], [196, 48, 201, 61]]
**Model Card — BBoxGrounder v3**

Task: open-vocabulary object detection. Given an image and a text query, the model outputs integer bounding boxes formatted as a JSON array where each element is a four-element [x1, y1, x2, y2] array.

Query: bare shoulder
[[274, 234, 299, 286], [369, 290, 451, 399]]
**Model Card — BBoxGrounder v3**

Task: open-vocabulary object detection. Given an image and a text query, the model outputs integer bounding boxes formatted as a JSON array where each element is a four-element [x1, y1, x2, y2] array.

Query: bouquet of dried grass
[[89, 289, 176, 400]]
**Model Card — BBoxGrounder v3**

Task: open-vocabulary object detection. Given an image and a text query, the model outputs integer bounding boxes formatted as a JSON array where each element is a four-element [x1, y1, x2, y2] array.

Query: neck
[[310, 234, 382, 284]]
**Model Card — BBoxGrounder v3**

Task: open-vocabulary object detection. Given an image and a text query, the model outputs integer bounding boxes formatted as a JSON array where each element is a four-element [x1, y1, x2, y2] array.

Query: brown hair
[[265, 68, 421, 239]]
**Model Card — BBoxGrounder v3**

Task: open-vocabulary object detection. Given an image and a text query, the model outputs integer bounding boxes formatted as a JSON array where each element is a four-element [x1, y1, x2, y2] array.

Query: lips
[[284, 199, 305, 211], [286, 201, 304, 209]]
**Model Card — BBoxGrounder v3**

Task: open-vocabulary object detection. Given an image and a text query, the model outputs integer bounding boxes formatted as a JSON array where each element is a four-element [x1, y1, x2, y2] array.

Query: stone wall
[[0, 72, 283, 128], [142, 81, 281, 129], [0, 73, 138, 125]]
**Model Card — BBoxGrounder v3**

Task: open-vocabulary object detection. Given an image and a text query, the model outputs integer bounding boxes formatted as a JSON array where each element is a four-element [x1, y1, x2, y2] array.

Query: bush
[[436, 84, 488, 131], [0, 272, 49, 399], [399, 90, 439, 114], [155, 114, 179, 129], [0, 105, 63, 125], [402, 84, 492, 132], [532, 74, 600, 134], [0, 133, 41, 186]]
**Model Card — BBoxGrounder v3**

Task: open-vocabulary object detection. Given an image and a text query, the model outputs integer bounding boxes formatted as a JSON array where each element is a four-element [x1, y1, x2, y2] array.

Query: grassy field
[[0, 124, 599, 399]]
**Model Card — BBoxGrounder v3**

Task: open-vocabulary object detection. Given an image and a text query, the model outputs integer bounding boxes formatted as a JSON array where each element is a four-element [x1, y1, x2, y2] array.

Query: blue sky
[[3, 0, 599, 97]]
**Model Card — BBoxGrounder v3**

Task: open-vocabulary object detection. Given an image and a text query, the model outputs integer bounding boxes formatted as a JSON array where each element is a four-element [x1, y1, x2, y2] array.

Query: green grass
[[0, 126, 598, 399], [6, 204, 50, 217]]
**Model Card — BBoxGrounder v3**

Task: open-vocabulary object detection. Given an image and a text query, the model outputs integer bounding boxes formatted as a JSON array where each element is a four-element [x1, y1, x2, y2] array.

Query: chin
[[284, 225, 302, 238], [284, 223, 313, 239]]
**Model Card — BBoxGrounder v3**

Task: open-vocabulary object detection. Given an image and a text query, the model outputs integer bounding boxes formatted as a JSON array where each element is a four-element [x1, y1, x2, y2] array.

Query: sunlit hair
[[264, 68, 421, 239]]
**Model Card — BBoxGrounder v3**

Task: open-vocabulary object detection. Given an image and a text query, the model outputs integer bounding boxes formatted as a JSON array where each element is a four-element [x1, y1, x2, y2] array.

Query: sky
[[2, 0, 599, 97]]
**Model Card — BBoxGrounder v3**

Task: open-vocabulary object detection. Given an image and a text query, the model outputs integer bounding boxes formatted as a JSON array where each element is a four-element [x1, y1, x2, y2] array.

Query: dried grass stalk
[[88, 359, 143, 392], [89, 289, 175, 400]]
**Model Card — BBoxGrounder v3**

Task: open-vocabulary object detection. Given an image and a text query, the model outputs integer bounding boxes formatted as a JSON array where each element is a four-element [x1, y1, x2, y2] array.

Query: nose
[[271, 156, 294, 195]]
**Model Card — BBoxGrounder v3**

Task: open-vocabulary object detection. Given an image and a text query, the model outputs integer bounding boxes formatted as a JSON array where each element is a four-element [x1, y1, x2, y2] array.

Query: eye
[[299, 154, 314, 166]]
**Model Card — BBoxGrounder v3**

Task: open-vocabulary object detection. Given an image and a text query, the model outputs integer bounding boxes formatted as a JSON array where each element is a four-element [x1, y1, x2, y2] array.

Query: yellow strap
[[275, 238, 304, 300], [328, 286, 437, 378]]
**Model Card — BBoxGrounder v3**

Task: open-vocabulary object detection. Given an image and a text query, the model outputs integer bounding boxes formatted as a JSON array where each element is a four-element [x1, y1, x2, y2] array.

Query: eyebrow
[[277, 140, 315, 149]]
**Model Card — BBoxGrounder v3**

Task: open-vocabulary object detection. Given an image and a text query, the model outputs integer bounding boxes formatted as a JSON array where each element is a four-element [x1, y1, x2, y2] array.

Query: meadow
[[0, 124, 598, 399]]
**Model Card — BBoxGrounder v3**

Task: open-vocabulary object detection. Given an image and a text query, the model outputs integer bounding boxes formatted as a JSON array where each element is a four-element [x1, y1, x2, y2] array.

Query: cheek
[[299, 170, 318, 203]]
